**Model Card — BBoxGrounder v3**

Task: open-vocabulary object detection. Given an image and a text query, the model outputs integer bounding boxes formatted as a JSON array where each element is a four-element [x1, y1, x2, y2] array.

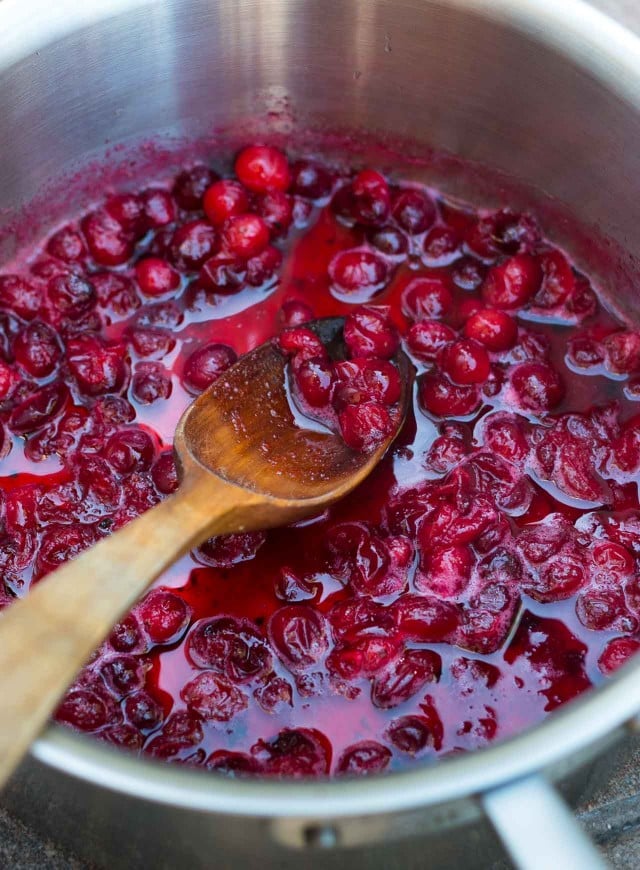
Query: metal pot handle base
[[483, 773, 607, 869]]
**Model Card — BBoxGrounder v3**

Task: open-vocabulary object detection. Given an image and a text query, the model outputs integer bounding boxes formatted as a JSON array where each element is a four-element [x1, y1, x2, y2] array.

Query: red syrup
[[1, 146, 640, 777]]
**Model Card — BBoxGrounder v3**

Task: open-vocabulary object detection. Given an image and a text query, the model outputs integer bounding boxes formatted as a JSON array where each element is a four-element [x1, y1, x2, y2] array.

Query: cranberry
[[47, 273, 96, 321], [415, 223, 459, 264], [290, 160, 333, 200], [56, 690, 110, 732], [105, 193, 146, 235], [47, 225, 87, 262], [131, 363, 172, 404], [416, 545, 473, 598], [9, 381, 69, 434], [535, 249, 575, 308], [337, 741, 392, 776], [523, 555, 586, 602], [401, 277, 452, 321], [251, 728, 330, 777], [141, 188, 176, 227], [105, 427, 155, 473], [392, 187, 436, 234], [333, 359, 401, 407], [406, 320, 455, 361], [182, 342, 237, 393], [92, 273, 139, 318], [100, 655, 146, 698], [419, 373, 480, 417], [441, 339, 490, 385], [371, 649, 441, 709], [576, 587, 638, 632], [193, 531, 265, 567], [467, 210, 540, 260], [207, 751, 262, 776], [253, 675, 294, 713], [171, 220, 218, 271], [109, 614, 146, 654], [452, 257, 486, 292], [463, 308, 517, 351], [199, 252, 246, 292], [138, 589, 191, 645], [135, 258, 180, 297], [368, 225, 409, 259], [338, 402, 395, 452], [393, 593, 459, 641], [221, 213, 269, 259], [329, 248, 388, 299], [151, 451, 179, 494], [67, 335, 128, 396], [146, 711, 204, 758], [81, 209, 134, 266], [481, 413, 529, 464], [128, 326, 175, 359], [203, 180, 249, 226], [235, 145, 290, 193], [124, 692, 163, 731], [386, 714, 439, 755], [481, 254, 541, 309], [598, 637, 640, 675], [566, 334, 605, 369], [278, 327, 326, 359], [603, 331, 640, 375], [256, 191, 293, 236], [510, 362, 564, 413], [592, 541, 634, 575], [172, 165, 218, 210], [0, 275, 41, 319], [13, 321, 62, 378], [279, 299, 314, 327], [268, 605, 329, 672], [329, 596, 396, 644], [295, 357, 334, 406], [349, 170, 390, 225], [343, 306, 399, 360], [34, 523, 97, 579], [182, 672, 248, 722]]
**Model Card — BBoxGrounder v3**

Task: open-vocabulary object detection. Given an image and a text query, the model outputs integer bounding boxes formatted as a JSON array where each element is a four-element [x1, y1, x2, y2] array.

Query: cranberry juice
[[1, 145, 640, 778]]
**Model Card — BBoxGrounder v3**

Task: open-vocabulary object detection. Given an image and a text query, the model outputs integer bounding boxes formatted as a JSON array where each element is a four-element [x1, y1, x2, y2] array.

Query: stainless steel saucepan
[[2, 1, 640, 867]]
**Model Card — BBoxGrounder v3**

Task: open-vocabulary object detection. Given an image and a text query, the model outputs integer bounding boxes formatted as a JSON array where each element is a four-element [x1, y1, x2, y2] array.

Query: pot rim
[[3, 0, 640, 817]]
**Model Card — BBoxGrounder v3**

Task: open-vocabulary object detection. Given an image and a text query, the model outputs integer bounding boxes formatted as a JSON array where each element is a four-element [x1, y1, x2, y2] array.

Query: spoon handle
[[0, 466, 260, 788]]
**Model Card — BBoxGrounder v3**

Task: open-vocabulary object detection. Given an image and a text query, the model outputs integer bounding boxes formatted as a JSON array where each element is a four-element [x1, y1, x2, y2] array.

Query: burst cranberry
[[371, 649, 441, 709], [329, 248, 388, 298], [131, 363, 172, 404], [511, 362, 564, 413], [34, 523, 96, 579], [146, 711, 204, 758], [9, 381, 69, 434], [207, 751, 262, 776], [13, 321, 62, 378], [343, 306, 399, 359], [406, 320, 455, 361], [576, 587, 637, 632], [481, 414, 529, 464], [295, 358, 334, 407], [172, 165, 218, 210], [467, 210, 539, 260], [393, 593, 459, 641], [417, 545, 473, 598], [441, 339, 490, 385], [182, 342, 237, 393], [235, 145, 290, 193], [419, 373, 480, 418], [92, 273, 139, 317], [523, 555, 586, 602], [221, 213, 269, 259], [124, 692, 163, 731], [128, 326, 175, 358], [187, 615, 271, 681], [243, 245, 282, 287], [203, 179, 249, 226], [56, 690, 110, 732], [135, 258, 180, 297], [138, 589, 191, 645], [109, 615, 146, 654], [535, 249, 575, 308], [268, 605, 329, 672], [452, 257, 486, 292], [338, 402, 394, 452], [171, 220, 218, 270], [592, 541, 634, 575], [368, 225, 409, 258], [198, 252, 245, 292], [392, 187, 436, 234], [603, 331, 640, 375], [566, 334, 605, 369], [47, 273, 96, 320], [47, 225, 86, 262], [100, 655, 146, 698], [151, 451, 179, 494], [481, 254, 541, 309], [141, 188, 176, 227], [464, 308, 517, 351], [386, 714, 439, 755], [0, 275, 41, 319], [252, 728, 330, 777], [349, 170, 390, 225], [104, 427, 155, 473], [278, 327, 326, 359], [67, 335, 128, 396], [598, 637, 640, 675], [105, 193, 145, 234], [337, 741, 392, 776], [81, 209, 134, 266], [401, 277, 452, 321], [333, 359, 401, 407], [280, 299, 314, 327], [290, 160, 333, 199], [193, 532, 265, 567], [182, 672, 248, 722], [256, 191, 293, 236]]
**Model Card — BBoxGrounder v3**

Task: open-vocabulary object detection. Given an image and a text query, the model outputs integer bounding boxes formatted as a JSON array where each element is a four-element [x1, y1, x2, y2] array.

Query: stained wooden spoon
[[0, 317, 411, 786]]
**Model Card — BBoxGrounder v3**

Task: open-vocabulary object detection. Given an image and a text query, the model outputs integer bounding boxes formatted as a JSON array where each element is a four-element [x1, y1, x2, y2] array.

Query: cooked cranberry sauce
[[2, 145, 640, 777]]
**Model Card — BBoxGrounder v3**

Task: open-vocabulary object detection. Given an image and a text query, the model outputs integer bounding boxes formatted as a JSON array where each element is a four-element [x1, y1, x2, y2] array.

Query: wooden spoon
[[0, 317, 411, 786]]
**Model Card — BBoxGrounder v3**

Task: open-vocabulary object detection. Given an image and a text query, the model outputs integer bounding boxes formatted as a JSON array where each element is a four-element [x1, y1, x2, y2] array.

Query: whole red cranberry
[[534, 249, 576, 308], [13, 321, 62, 378], [510, 362, 564, 413], [598, 637, 640, 675], [135, 258, 180, 297], [182, 343, 237, 393], [401, 277, 452, 321], [203, 179, 250, 226], [235, 145, 291, 193], [392, 187, 436, 234], [278, 327, 326, 359], [338, 402, 395, 452], [329, 248, 388, 299], [255, 191, 293, 236], [343, 306, 399, 359], [151, 451, 180, 494], [9, 381, 69, 434], [481, 253, 541, 309], [246, 246, 282, 286], [124, 691, 164, 731], [419, 373, 480, 418], [141, 188, 177, 227], [350, 169, 390, 225], [47, 225, 87, 263], [131, 363, 172, 404], [105, 193, 146, 235], [295, 357, 334, 407], [333, 359, 401, 407], [464, 308, 517, 351], [407, 320, 455, 361], [221, 214, 270, 259], [104, 427, 156, 473], [47, 273, 96, 320], [56, 689, 110, 732], [172, 165, 218, 210], [0, 275, 41, 319], [109, 614, 146, 654], [268, 605, 329, 672], [603, 331, 640, 375], [441, 339, 491, 385], [100, 655, 147, 699], [138, 588, 192, 645], [422, 226, 461, 266], [171, 220, 218, 270], [290, 159, 333, 200], [81, 209, 134, 266], [368, 225, 409, 259], [279, 299, 314, 328], [67, 335, 128, 396]]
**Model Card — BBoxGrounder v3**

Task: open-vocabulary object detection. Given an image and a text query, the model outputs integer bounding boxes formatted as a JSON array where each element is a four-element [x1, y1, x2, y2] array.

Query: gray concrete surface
[[1, 0, 640, 867]]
